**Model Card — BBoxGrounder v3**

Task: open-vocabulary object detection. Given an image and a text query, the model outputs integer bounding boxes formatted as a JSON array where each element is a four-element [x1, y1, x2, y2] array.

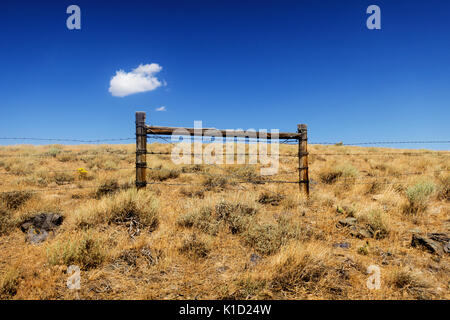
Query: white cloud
[[109, 63, 164, 97], [155, 106, 166, 112]]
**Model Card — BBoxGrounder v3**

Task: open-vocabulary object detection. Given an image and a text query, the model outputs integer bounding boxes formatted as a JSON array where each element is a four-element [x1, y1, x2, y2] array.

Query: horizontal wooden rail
[[146, 125, 301, 140]]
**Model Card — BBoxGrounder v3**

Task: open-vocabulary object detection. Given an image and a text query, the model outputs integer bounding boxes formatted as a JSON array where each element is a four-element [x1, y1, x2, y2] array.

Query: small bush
[[178, 199, 258, 235], [403, 181, 436, 215], [46, 147, 62, 158], [228, 166, 261, 183], [181, 164, 204, 173], [57, 154, 73, 162], [0, 268, 21, 298], [53, 172, 75, 185], [95, 179, 120, 199], [177, 206, 219, 235], [202, 176, 228, 191], [75, 189, 159, 232], [258, 192, 284, 206], [243, 223, 283, 255], [357, 209, 389, 239], [0, 207, 14, 236], [436, 173, 449, 201], [179, 187, 205, 199], [0, 191, 33, 210], [268, 245, 345, 296], [47, 232, 106, 269], [215, 200, 257, 234], [178, 234, 210, 259], [391, 269, 433, 299], [148, 168, 180, 181], [319, 164, 358, 184]]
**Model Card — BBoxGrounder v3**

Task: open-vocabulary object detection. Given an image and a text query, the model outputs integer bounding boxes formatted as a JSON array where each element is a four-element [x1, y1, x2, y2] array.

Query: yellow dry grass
[[0, 143, 448, 300]]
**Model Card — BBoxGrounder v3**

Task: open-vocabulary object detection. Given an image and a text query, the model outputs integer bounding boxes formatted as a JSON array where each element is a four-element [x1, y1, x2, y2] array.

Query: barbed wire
[[309, 140, 450, 146], [0, 137, 135, 143]]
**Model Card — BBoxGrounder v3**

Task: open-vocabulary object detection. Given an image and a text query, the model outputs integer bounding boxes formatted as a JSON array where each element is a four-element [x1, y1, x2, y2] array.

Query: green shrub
[[404, 181, 436, 214], [47, 232, 106, 269], [357, 209, 389, 239]]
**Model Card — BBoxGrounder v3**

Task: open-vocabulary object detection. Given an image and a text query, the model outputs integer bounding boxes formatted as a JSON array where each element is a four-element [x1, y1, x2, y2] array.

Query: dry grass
[[0, 143, 448, 300]]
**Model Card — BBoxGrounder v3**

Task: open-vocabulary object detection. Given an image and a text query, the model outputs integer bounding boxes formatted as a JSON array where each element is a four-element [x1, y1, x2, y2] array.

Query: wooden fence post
[[136, 112, 147, 189], [297, 124, 309, 197]]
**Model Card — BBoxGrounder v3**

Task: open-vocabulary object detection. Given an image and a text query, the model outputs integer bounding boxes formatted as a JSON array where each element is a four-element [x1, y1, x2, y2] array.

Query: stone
[[349, 226, 373, 239], [333, 242, 351, 249], [338, 217, 357, 227], [26, 227, 49, 244], [250, 253, 261, 265], [411, 234, 444, 255], [20, 213, 64, 243]]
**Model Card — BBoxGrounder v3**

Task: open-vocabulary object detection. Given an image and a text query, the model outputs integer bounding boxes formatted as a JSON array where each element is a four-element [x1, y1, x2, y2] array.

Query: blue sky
[[0, 0, 449, 149]]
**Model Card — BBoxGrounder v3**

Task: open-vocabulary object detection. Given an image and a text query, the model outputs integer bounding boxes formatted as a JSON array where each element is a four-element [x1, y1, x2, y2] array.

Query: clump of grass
[[202, 176, 228, 191], [0, 207, 14, 236], [179, 187, 205, 199], [45, 147, 62, 158], [181, 164, 204, 173], [0, 268, 21, 298], [391, 269, 433, 299], [178, 199, 258, 235], [258, 192, 284, 206], [4, 162, 33, 175], [232, 277, 268, 299], [436, 173, 449, 201], [57, 153, 73, 162], [319, 164, 358, 184], [357, 209, 390, 239], [74, 189, 159, 232], [95, 179, 120, 199], [0, 191, 33, 210], [403, 181, 436, 215], [47, 232, 106, 269], [215, 200, 257, 234], [228, 165, 261, 183], [243, 215, 303, 256], [268, 244, 339, 295], [177, 205, 219, 235], [243, 223, 283, 255], [178, 234, 210, 259], [147, 167, 180, 181], [53, 172, 75, 185]]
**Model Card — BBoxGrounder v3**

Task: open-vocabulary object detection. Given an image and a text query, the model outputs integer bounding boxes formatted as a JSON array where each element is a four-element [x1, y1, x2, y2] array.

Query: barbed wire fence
[[0, 115, 449, 196]]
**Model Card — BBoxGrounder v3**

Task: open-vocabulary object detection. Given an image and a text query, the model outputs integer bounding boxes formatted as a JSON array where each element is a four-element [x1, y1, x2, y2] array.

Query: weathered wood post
[[297, 124, 309, 197], [135, 112, 147, 190]]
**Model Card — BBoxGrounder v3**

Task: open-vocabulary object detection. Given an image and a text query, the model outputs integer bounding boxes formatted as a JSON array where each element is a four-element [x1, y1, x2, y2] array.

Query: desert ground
[[0, 142, 448, 300]]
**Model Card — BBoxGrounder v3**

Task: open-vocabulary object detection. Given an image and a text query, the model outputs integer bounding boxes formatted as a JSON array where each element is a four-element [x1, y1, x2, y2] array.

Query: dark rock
[[427, 233, 450, 254], [338, 217, 357, 227], [250, 253, 262, 265], [333, 242, 351, 249], [349, 226, 373, 239], [411, 234, 444, 255], [20, 213, 64, 243]]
